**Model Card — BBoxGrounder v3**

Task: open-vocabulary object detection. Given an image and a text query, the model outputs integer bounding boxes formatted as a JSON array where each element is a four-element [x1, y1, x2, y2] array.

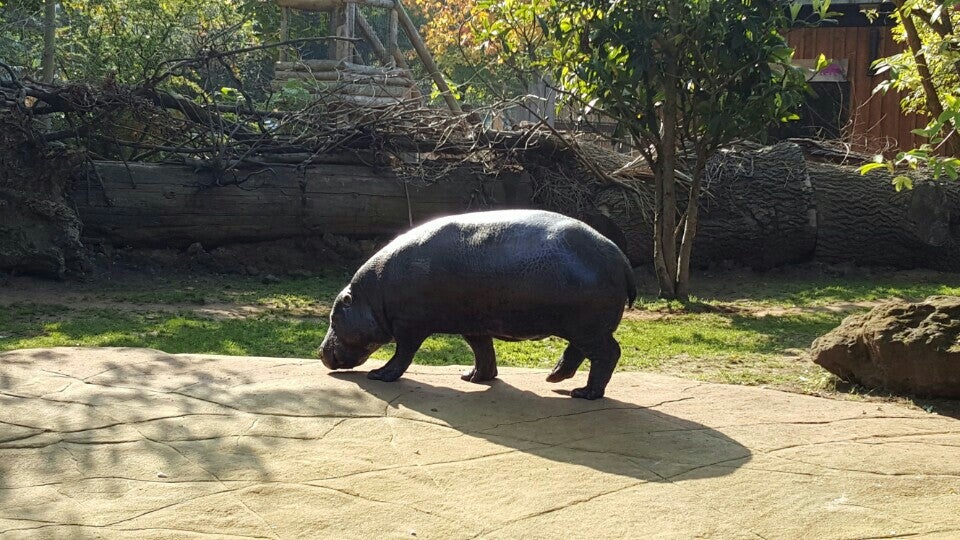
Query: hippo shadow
[[329, 371, 752, 482]]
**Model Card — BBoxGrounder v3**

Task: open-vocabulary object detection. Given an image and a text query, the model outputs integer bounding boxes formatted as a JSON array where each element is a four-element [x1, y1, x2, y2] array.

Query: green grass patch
[[0, 302, 844, 390], [87, 271, 350, 307], [5, 267, 958, 394], [0, 305, 327, 357], [686, 272, 960, 308]]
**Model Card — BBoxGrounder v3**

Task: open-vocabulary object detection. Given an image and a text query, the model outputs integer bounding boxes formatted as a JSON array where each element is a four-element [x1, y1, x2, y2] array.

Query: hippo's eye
[[341, 293, 353, 308]]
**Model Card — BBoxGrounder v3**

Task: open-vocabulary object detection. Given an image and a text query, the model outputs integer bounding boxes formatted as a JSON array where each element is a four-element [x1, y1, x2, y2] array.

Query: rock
[[262, 273, 281, 284], [811, 296, 960, 398], [186, 242, 206, 256]]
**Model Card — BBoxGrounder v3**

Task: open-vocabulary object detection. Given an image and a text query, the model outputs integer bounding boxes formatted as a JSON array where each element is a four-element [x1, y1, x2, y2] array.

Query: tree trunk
[[809, 161, 960, 270], [893, 0, 943, 120], [41, 0, 56, 84], [674, 156, 707, 300], [593, 142, 818, 271], [71, 161, 532, 248]]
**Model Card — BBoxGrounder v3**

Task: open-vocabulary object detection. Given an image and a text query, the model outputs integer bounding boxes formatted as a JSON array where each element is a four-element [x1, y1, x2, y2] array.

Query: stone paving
[[1, 347, 959, 539]]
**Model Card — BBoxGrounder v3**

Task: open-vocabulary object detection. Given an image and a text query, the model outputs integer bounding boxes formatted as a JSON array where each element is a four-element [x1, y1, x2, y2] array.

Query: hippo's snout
[[319, 331, 374, 370]]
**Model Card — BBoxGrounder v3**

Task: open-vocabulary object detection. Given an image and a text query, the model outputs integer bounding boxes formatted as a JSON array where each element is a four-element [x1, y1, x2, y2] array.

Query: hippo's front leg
[[368, 334, 426, 382], [460, 335, 498, 383]]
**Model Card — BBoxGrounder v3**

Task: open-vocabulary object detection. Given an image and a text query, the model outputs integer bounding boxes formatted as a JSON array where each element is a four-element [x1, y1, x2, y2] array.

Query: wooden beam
[[328, 7, 341, 59], [342, 1, 356, 62], [273, 70, 415, 86], [355, 11, 391, 65], [395, 0, 461, 113], [279, 6, 290, 62], [275, 59, 411, 77], [388, 7, 399, 58], [277, 0, 396, 11]]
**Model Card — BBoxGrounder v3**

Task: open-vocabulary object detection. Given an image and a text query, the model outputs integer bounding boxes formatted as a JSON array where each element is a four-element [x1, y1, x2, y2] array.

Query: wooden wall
[[786, 26, 926, 153]]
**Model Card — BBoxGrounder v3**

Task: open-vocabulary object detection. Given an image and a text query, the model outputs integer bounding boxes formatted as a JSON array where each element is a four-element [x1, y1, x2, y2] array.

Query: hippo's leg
[[569, 334, 620, 400], [546, 344, 585, 383], [460, 335, 498, 383], [368, 334, 426, 382]]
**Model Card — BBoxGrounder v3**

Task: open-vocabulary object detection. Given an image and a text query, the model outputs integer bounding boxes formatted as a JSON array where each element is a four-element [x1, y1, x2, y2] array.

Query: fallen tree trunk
[[72, 161, 532, 248], [809, 161, 960, 270], [565, 142, 817, 270]]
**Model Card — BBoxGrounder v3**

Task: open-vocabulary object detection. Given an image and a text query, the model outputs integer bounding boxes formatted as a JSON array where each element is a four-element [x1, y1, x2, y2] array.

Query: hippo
[[319, 209, 636, 399]]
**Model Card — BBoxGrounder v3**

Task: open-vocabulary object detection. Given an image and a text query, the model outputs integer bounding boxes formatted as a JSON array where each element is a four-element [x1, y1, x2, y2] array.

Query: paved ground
[[1, 347, 959, 539]]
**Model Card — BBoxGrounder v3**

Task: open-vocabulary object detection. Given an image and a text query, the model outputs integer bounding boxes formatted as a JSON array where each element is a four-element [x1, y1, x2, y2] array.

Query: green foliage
[[474, 0, 808, 151], [1, 0, 266, 85], [864, 0, 960, 187]]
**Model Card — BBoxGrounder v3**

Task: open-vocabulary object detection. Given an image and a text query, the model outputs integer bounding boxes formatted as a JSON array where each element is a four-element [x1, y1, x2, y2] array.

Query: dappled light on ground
[[1, 347, 958, 537]]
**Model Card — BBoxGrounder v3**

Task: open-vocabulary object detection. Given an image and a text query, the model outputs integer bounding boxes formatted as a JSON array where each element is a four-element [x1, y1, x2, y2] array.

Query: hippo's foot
[[460, 366, 498, 383], [547, 344, 586, 383], [367, 366, 404, 382], [571, 386, 605, 400], [545, 366, 576, 383]]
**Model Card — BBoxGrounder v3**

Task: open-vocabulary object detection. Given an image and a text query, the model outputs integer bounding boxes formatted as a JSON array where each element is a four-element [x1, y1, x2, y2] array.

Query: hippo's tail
[[625, 265, 637, 307]]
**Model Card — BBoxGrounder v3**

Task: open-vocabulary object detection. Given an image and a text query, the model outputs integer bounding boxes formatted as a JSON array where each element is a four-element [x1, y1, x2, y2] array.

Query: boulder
[[811, 296, 960, 398]]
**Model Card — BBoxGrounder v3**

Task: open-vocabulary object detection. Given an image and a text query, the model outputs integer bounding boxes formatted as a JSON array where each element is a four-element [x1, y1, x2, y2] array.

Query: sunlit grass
[[3, 267, 957, 394]]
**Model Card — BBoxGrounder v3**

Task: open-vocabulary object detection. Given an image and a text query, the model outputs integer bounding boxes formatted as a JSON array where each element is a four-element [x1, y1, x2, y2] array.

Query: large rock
[[811, 296, 960, 398]]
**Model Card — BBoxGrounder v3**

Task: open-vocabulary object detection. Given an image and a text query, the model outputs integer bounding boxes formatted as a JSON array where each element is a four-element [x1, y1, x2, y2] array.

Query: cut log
[[809, 162, 960, 270], [71, 161, 532, 248]]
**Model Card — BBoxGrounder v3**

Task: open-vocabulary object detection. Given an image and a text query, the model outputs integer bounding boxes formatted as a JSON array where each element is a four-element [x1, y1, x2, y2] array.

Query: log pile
[[272, 59, 417, 107]]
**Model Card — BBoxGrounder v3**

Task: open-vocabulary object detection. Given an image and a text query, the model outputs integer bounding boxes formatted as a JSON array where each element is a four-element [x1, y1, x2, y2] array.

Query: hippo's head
[[319, 286, 390, 370]]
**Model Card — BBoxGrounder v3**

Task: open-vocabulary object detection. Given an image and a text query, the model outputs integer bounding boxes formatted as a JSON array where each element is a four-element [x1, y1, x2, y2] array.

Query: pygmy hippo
[[319, 209, 636, 399]]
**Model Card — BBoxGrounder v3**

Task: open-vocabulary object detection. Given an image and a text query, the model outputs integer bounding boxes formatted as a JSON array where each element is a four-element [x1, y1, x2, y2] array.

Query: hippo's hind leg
[[368, 333, 427, 382], [569, 334, 621, 400], [461, 335, 498, 383], [546, 344, 585, 383]]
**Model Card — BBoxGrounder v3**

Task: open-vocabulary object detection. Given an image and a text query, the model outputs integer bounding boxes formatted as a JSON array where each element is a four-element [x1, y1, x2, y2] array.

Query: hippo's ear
[[342, 292, 353, 307]]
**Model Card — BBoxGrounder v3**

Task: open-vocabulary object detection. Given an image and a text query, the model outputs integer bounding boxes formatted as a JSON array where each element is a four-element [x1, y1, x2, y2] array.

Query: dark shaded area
[[0, 111, 87, 278]]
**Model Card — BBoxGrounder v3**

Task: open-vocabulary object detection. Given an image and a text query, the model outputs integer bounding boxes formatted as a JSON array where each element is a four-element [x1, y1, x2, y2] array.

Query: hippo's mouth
[[321, 339, 374, 370]]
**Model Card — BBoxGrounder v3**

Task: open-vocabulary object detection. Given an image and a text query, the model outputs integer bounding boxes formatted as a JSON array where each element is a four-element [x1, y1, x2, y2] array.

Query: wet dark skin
[[319, 209, 636, 399]]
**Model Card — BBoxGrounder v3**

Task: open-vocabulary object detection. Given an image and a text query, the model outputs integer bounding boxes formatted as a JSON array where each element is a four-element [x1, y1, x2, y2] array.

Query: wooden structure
[[275, 0, 461, 112], [785, 1, 925, 152]]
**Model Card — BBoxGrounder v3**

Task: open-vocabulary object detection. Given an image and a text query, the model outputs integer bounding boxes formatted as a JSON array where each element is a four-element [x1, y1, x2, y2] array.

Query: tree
[[40, 0, 55, 83], [475, 0, 807, 299], [860, 0, 960, 186]]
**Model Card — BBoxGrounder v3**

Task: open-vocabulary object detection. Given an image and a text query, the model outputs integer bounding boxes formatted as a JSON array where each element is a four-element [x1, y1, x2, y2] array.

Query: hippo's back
[[361, 210, 634, 338]]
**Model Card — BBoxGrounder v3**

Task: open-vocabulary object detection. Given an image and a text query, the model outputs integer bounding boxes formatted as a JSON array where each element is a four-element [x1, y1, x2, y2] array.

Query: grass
[[2, 267, 957, 395]]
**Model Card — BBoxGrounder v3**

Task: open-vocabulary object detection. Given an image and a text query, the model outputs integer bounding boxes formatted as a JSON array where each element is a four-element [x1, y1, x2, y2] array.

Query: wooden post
[[388, 7, 399, 58], [328, 7, 341, 59], [342, 2, 356, 61], [279, 6, 290, 62], [395, 0, 461, 113], [356, 12, 391, 65]]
